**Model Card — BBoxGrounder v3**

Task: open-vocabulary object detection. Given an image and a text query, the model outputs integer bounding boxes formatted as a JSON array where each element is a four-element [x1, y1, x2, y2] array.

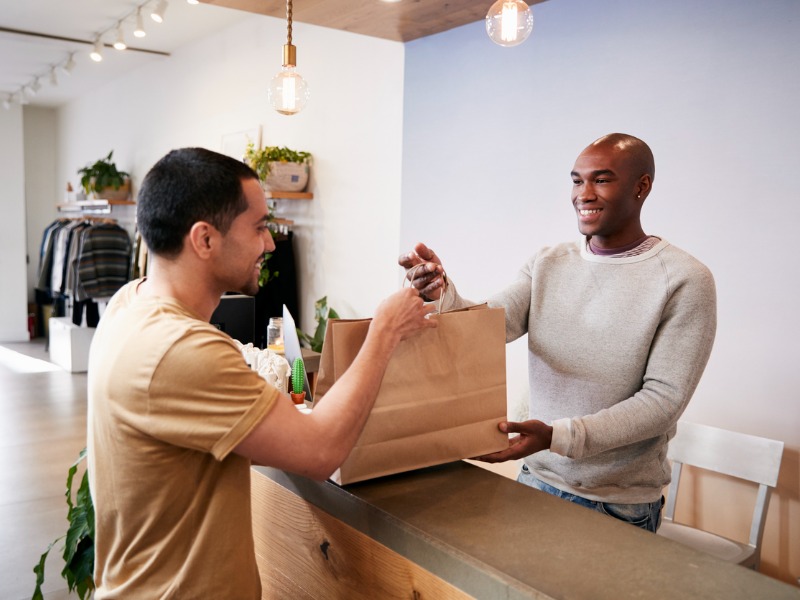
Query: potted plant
[[245, 143, 311, 192], [290, 358, 306, 405], [32, 448, 95, 600], [297, 296, 339, 353], [78, 150, 131, 200]]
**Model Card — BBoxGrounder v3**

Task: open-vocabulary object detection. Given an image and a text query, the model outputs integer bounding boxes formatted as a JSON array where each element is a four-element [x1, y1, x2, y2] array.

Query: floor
[[1, 339, 84, 600]]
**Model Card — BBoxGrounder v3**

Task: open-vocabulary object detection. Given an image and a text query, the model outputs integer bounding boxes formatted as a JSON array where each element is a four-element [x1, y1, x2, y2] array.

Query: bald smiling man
[[399, 133, 717, 533]]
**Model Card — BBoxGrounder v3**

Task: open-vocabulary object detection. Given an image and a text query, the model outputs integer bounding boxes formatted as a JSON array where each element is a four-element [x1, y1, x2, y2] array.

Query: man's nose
[[264, 232, 276, 252], [577, 183, 596, 201]]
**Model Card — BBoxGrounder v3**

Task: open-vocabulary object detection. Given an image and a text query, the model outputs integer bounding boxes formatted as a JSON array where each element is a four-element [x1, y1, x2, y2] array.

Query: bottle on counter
[[267, 317, 284, 354]]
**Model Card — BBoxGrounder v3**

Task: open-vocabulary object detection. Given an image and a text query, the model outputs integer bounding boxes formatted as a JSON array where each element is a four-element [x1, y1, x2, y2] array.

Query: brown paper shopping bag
[[313, 304, 508, 485]]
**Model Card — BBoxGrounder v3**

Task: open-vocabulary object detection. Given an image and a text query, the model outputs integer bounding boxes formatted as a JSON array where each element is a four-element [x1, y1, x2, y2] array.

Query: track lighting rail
[[0, 27, 171, 57]]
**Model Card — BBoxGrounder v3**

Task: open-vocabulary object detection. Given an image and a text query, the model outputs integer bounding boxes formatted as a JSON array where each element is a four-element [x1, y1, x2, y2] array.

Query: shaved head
[[585, 133, 655, 183]]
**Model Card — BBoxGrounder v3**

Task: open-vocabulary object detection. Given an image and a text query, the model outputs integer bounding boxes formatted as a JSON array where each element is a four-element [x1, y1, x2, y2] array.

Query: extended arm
[[234, 288, 437, 480]]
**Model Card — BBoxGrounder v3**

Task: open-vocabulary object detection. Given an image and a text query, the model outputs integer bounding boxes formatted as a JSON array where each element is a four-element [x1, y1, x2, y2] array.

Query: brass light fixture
[[268, 0, 310, 115]]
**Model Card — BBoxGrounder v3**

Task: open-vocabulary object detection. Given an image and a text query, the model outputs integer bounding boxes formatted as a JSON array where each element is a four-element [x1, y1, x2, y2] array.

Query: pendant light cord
[[286, 0, 293, 46]]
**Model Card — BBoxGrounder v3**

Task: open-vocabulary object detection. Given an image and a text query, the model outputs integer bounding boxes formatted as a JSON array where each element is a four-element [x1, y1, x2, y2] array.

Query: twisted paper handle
[[405, 263, 449, 314]]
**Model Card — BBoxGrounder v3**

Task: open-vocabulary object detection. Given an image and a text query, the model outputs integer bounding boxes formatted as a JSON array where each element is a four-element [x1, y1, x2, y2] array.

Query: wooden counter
[[251, 462, 799, 599]]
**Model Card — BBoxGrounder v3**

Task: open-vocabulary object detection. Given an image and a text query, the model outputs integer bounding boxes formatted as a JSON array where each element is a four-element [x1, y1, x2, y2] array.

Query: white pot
[[264, 161, 309, 192]]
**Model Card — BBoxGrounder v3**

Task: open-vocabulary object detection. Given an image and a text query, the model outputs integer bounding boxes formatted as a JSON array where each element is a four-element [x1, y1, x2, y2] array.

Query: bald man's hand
[[473, 420, 554, 463], [398, 242, 446, 301]]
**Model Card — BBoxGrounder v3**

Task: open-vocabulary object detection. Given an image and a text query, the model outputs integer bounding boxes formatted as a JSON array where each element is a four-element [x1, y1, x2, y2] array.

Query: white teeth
[[579, 209, 601, 216]]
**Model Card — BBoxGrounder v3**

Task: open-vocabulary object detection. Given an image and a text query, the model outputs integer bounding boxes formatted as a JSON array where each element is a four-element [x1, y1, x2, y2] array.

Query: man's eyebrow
[[571, 169, 616, 178]]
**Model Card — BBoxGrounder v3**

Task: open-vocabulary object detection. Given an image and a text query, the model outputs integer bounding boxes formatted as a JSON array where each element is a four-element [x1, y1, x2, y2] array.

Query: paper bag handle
[[406, 263, 450, 314]]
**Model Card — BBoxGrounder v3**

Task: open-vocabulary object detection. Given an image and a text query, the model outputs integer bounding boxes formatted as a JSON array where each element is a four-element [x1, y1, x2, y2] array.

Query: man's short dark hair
[[137, 147, 260, 258]]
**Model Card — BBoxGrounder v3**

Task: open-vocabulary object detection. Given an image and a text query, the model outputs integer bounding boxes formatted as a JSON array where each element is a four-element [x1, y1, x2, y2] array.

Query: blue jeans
[[518, 464, 663, 533]]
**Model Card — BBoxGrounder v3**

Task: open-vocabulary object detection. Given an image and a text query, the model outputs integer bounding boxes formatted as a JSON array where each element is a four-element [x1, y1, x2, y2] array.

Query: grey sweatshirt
[[445, 238, 717, 503]]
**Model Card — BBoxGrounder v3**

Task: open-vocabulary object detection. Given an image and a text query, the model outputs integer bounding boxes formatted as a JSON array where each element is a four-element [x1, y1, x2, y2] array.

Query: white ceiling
[[0, 0, 252, 108], [1, 0, 547, 109]]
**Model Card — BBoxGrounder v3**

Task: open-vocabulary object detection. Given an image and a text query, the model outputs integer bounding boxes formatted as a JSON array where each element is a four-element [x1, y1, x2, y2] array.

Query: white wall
[[401, 0, 799, 583], [53, 14, 405, 329], [0, 105, 31, 342]]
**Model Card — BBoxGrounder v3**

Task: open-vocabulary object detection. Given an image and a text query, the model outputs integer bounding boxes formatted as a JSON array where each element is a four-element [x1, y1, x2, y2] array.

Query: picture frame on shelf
[[221, 126, 262, 162]]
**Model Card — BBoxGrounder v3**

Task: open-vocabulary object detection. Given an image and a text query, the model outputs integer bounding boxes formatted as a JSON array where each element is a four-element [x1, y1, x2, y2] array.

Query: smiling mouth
[[579, 209, 601, 216]]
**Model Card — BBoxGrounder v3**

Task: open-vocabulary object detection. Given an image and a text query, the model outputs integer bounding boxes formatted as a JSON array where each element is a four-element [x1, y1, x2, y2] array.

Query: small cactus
[[291, 358, 305, 394]]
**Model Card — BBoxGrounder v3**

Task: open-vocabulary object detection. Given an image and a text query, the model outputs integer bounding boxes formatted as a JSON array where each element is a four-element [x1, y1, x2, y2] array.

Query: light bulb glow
[[500, 2, 518, 42], [134, 10, 146, 37], [114, 26, 127, 50], [151, 0, 168, 23], [486, 0, 533, 47], [282, 75, 296, 113], [90, 40, 104, 62], [268, 66, 310, 116]]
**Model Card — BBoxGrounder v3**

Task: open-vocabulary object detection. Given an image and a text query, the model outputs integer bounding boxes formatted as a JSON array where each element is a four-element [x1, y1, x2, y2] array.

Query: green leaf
[[32, 537, 62, 600], [296, 296, 338, 353], [33, 447, 95, 598]]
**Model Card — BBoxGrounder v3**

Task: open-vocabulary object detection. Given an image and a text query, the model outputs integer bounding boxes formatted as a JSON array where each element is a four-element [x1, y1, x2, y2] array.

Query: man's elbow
[[303, 447, 350, 481]]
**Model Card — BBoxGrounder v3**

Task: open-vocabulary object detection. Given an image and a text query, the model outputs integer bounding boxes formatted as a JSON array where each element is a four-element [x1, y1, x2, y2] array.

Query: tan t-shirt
[[87, 280, 279, 599]]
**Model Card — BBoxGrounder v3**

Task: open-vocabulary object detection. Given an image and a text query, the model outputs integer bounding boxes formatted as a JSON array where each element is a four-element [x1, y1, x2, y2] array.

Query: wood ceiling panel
[[201, 0, 547, 43]]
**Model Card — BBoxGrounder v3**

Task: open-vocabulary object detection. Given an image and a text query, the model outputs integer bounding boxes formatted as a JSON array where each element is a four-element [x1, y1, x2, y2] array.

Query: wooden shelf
[[264, 191, 313, 200]]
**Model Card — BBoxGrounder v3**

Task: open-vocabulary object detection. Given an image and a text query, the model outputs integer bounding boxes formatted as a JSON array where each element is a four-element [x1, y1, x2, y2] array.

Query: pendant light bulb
[[485, 0, 534, 47], [269, 0, 310, 115], [268, 64, 310, 115]]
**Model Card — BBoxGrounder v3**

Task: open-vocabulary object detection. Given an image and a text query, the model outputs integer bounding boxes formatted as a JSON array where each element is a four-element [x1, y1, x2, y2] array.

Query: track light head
[[114, 24, 127, 50], [2, 96, 11, 111], [134, 9, 147, 37], [151, 0, 168, 23], [50, 68, 59, 86], [90, 39, 104, 62], [61, 53, 76, 75]]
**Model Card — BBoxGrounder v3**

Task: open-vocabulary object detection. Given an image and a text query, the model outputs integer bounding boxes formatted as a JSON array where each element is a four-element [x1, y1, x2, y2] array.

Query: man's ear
[[187, 222, 217, 259], [636, 174, 653, 201]]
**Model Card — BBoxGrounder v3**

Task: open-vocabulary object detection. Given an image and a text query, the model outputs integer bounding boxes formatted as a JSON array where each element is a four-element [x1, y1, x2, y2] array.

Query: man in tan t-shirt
[[87, 147, 436, 599]]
